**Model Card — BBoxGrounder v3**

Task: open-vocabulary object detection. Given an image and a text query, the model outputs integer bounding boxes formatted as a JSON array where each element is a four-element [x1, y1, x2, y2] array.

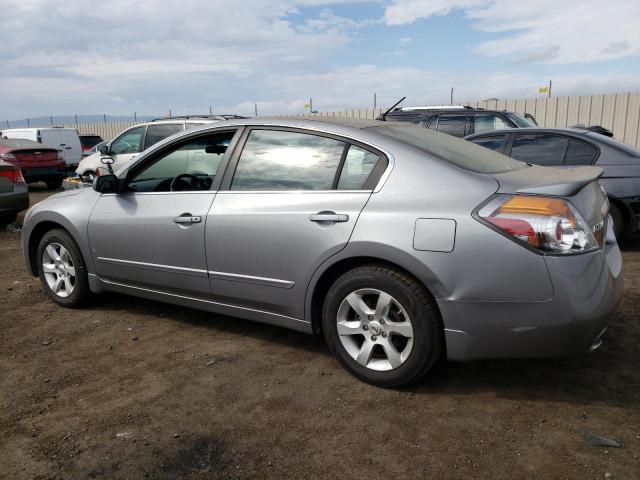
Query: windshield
[[369, 124, 526, 174], [505, 112, 537, 128]]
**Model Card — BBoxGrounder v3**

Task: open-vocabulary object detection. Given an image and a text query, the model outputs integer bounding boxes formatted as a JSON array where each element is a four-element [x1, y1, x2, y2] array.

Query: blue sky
[[1, 0, 639, 120]]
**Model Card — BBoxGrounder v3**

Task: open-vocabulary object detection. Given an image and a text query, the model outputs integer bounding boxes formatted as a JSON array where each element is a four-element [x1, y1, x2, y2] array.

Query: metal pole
[[450, 87, 454, 106], [309, 98, 312, 115], [75, 114, 78, 124], [50, 116, 53, 125], [103, 114, 106, 124], [209, 107, 213, 115], [169, 110, 172, 118], [5, 120, 9, 129], [374, 93, 377, 109], [134, 112, 137, 122], [27, 118, 30, 127], [548, 80, 552, 98], [254, 103, 258, 117]]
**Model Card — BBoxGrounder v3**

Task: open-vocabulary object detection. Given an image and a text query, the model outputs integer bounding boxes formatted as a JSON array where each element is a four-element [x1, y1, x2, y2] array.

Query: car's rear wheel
[[81, 171, 96, 183], [322, 265, 443, 387], [37, 229, 89, 307]]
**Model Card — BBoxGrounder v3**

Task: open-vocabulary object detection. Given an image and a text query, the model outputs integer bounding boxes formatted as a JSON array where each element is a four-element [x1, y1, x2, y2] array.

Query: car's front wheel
[[37, 229, 90, 307], [322, 265, 443, 387]]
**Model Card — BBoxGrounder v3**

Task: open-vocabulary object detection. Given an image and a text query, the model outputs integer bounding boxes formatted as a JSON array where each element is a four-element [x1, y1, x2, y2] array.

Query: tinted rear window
[[369, 124, 525, 174]]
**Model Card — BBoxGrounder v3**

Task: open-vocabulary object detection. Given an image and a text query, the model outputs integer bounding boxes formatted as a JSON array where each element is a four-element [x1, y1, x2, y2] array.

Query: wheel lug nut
[[380, 319, 385, 325], [362, 325, 369, 331], [381, 332, 387, 338], [371, 335, 377, 341], [367, 315, 373, 320]]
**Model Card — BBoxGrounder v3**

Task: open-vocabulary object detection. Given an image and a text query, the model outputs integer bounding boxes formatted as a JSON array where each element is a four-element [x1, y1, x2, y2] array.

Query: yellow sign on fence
[[538, 87, 549, 94]]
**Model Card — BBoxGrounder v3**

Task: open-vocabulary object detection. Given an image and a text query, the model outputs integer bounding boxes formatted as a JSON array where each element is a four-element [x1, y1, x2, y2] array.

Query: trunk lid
[[12, 148, 59, 164]]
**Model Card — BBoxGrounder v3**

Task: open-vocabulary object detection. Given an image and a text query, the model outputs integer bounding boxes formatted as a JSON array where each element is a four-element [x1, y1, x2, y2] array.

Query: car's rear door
[[205, 127, 388, 320], [58, 129, 82, 167]]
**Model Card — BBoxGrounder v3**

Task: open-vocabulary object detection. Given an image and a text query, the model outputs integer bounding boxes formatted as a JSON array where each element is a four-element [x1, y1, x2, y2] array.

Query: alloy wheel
[[336, 288, 414, 371], [42, 243, 76, 298]]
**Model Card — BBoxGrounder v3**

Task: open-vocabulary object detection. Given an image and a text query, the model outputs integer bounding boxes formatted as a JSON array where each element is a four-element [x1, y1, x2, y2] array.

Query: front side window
[[473, 114, 509, 134], [110, 126, 145, 155], [436, 114, 467, 137], [337, 145, 380, 190], [564, 138, 597, 165], [128, 131, 235, 193], [143, 123, 184, 150], [231, 130, 345, 191], [470, 135, 508, 153], [510, 134, 568, 166]]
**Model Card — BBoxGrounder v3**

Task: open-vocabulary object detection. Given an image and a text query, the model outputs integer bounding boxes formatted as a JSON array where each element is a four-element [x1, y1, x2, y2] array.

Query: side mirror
[[101, 156, 115, 175], [99, 144, 109, 155], [93, 174, 119, 194]]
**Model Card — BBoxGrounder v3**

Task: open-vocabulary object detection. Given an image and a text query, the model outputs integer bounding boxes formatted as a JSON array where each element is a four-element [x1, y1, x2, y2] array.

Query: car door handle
[[64, 147, 72, 150], [173, 215, 202, 224], [309, 212, 349, 223]]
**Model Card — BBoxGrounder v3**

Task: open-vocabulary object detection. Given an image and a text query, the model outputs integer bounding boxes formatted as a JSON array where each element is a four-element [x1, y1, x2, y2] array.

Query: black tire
[[37, 228, 90, 307], [322, 265, 443, 388], [45, 177, 64, 190], [609, 203, 625, 240], [0, 212, 17, 227]]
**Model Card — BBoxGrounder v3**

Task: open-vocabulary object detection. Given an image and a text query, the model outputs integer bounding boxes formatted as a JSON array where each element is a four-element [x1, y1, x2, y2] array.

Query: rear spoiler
[[494, 165, 603, 197]]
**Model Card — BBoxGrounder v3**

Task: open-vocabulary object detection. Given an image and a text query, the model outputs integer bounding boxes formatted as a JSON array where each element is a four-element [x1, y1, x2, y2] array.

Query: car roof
[[0, 138, 57, 149], [465, 127, 591, 139]]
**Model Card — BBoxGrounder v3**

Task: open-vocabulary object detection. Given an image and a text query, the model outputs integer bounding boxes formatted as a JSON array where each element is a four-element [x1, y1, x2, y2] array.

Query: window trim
[[123, 127, 244, 193], [218, 126, 390, 193], [469, 112, 512, 136], [434, 113, 469, 137]]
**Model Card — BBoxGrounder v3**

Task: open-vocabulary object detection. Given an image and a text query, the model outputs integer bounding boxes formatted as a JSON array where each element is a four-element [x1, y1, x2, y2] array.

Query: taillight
[[477, 195, 598, 255], [0, 167, 25, 184], [0, 152, 16, 161]]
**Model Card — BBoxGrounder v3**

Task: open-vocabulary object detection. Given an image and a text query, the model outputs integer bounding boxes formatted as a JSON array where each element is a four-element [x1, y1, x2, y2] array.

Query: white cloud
[[399, 37, 412, 43], [383, 0, 640, 64]]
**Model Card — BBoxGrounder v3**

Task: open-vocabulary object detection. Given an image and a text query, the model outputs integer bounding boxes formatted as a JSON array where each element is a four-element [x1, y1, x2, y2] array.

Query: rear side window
[[387, 113, 424, 124], [470, 135, 508, 153], [231, 130, 345, 191], [436, 114, 467, 137], [510, 134, 568, 166], [143, 123, 184, 150], [337, 145, 380, 190], [564, 138, 597, 165]]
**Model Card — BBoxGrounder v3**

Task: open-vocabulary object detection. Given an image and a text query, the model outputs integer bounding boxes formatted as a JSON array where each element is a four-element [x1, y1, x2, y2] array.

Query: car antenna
[[380, 96, 406, 121]]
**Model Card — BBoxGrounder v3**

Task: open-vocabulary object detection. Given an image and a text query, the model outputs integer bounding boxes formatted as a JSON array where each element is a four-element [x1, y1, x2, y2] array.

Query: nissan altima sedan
[[22, 118, 623, 387]]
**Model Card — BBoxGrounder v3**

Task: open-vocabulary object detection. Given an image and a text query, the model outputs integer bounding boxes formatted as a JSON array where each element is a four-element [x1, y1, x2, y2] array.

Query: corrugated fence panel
[[612, 92, 630, 141], [624, 92, 640, 147]]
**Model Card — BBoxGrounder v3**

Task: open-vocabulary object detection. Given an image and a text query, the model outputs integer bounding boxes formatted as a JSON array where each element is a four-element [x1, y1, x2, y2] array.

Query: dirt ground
[[1, 185, 639, 480]]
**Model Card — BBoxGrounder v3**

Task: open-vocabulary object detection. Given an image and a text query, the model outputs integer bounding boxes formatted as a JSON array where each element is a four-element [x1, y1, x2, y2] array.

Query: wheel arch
[[305, 244, 447, 335]]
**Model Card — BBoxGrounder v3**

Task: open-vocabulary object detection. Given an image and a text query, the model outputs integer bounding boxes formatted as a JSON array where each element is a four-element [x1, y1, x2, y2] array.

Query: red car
[[0, 138, 66, 189]]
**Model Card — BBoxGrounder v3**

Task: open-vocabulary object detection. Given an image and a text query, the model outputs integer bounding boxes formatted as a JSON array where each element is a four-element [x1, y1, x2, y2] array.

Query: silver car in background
[[22, 118, 623, 387]]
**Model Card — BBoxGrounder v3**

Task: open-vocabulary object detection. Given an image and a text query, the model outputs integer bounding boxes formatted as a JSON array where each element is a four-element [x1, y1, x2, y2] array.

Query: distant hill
[[2, 114, 157, 128]]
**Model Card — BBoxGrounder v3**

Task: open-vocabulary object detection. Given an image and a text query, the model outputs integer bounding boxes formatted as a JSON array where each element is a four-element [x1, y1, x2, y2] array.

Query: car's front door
[[88, 129, 238, 296], [206, 128, 388, 320]]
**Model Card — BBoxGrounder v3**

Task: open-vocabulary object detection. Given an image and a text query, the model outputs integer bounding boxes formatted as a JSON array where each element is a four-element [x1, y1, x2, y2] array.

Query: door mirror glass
[[93, 174, 118, 193], [99, 144, 109, 155]]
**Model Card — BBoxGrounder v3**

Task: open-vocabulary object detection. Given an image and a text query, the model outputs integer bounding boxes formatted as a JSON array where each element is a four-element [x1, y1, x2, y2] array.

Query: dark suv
[[376, 106, 536, 138]]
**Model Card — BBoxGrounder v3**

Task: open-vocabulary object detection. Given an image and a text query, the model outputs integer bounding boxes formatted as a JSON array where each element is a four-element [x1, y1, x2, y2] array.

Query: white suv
[[76, 115, 246, 180]]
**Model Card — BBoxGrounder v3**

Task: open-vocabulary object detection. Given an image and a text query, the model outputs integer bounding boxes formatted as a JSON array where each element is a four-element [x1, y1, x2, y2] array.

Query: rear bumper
[[0, 183, 29, 215], [439, 239, 624, 361], [21, 166, 66, 182]]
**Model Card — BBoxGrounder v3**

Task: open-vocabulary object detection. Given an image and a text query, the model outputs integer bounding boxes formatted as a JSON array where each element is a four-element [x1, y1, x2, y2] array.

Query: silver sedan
[[22, 118, 623, 387]]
